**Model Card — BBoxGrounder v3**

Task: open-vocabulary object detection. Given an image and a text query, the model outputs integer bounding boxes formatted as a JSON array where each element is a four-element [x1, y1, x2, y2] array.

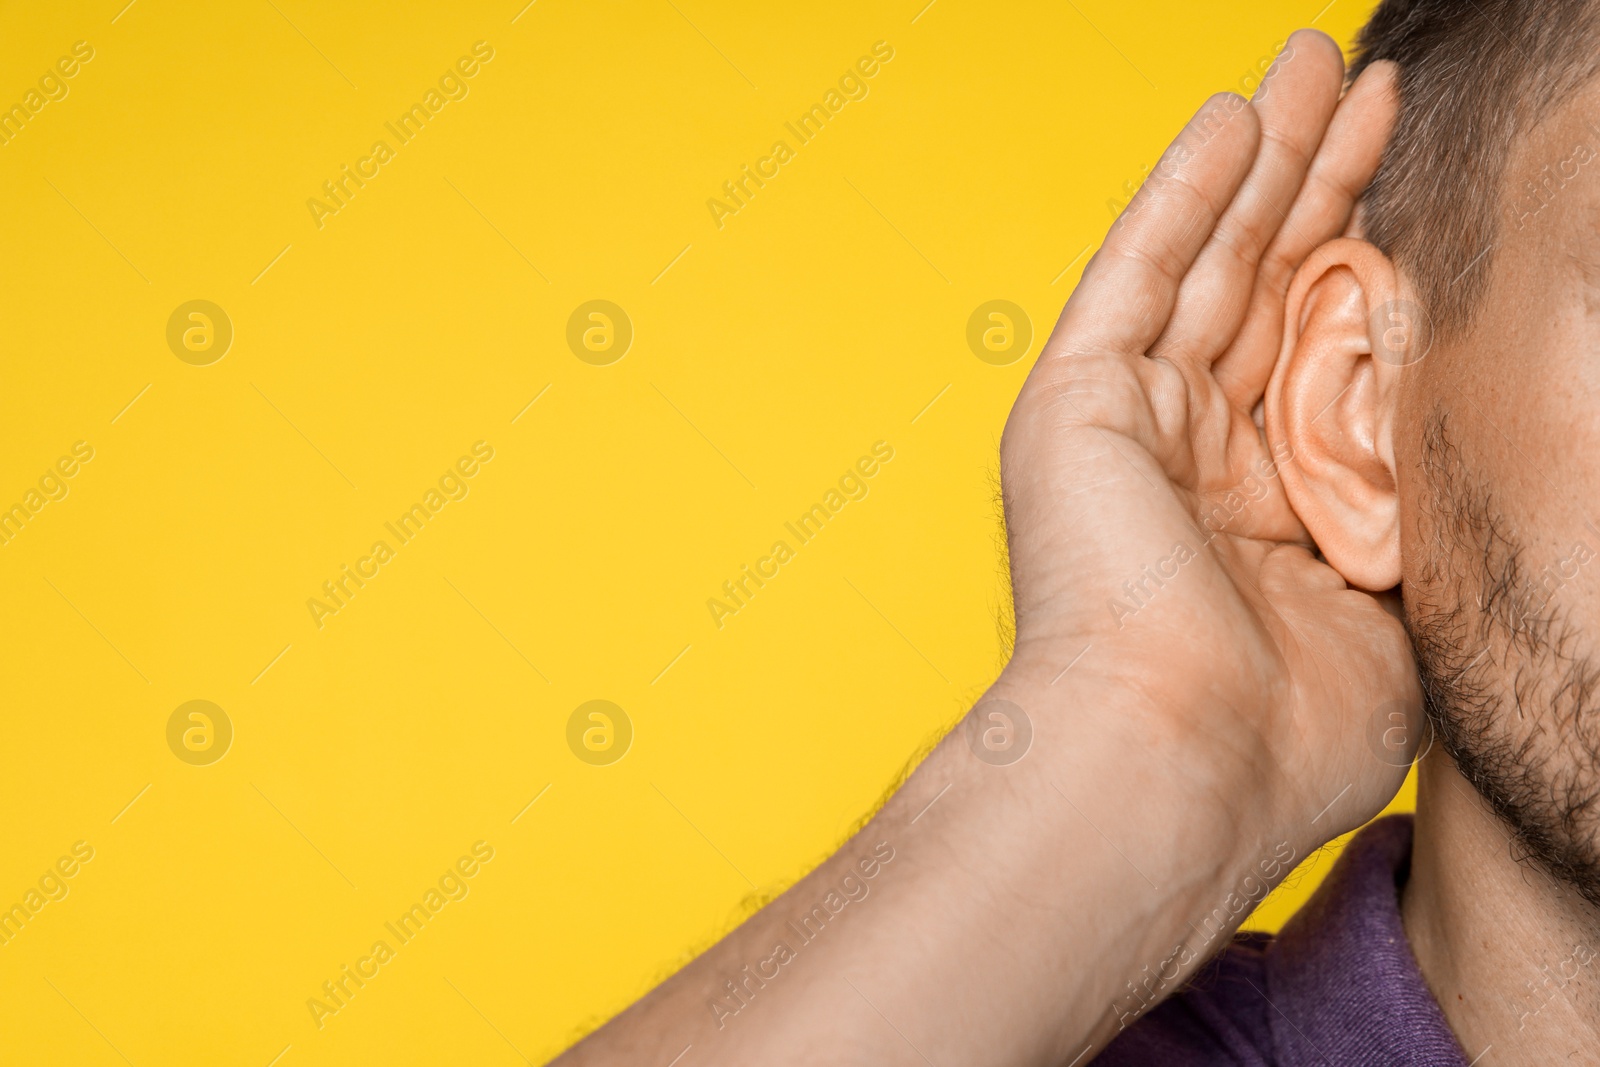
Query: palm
[[1002, 34, 1420, 842]]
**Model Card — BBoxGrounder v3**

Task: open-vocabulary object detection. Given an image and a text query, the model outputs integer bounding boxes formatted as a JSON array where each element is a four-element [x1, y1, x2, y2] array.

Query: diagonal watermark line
[[910, 0, 939, 23], [843, 177, 950, 283], [1310, 0, 1338, 23], [1462, 0, 1530, 60], [1309, 381, 1353, 426], [252, 644, 293, 685], [1243, 976, 1335, 1066], [444, 177, 551, 283], [650, 383, 757, 488], [1052, 781, 1159, 890], [44, 178, 150, 283], [909, 781, 951, 824], [44, 978, 134, 1065], [511, 383, 553, 423], [1050, 643, 1092, 685], [1450, 646, 1490, 685], [652, 781, 757, 888], [111, 0, 138, 22], [444, 577, 551, 682], [251, 382, 359, 490], [844, 978, 938, 1066], [511, 0, 538, 22], [252, 782, 358, 889], [1311, 782, 1352, 825], [111, 783, 151, 824], [111, 383, 152, 424], [664, 1044, 693, 1067], [842, 577, 950, 683], [511, 783, 552, 823], [444, 976, 533, 1063], [263, 0, 358, 88], [651, 644, 692, 685], [663, 0, 757, 88], [265, 1045, 292, 1067], [1063, 0, 1157, 89], [252, 244, 293, 285], [43, 577, 149, 683], [652, 244, 693, 285], [1051, 243, 1092, 285], [1449, 242, 1495, 289], [910, 383, 951, 424]]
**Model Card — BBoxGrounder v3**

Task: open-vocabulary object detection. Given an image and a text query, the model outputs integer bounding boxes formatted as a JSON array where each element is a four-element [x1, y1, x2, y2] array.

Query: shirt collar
[[1264, 815, 1468, 1066]]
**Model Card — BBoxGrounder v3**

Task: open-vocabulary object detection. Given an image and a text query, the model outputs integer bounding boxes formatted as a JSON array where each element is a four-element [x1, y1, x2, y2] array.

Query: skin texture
[[553, 32, 1427, 1065], [1267, 70, 1600, 1064]]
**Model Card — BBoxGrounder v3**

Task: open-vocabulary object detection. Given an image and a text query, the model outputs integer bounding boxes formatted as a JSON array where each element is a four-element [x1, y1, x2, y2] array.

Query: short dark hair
[[1350, 0, 1600, 336]]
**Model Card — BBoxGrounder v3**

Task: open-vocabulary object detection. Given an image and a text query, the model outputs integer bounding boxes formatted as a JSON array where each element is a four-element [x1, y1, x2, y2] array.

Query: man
[[556, 2, 1600, 1063]]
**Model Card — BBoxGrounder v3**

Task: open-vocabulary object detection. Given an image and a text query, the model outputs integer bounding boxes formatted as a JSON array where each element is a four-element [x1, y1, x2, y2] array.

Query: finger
[[1259, 542, 1348, 595], [1044, 92, 1260, 363], [1213, 59, 1400, 406], [1149, 30, 1345, 367]]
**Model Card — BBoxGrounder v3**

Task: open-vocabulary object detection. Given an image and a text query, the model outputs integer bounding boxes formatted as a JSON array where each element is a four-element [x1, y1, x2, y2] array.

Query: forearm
[[554, 667, 1283, 1065]]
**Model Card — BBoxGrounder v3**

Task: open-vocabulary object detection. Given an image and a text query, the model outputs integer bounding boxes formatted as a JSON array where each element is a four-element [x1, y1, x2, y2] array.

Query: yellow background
[[0, 1, 1397, 1062]]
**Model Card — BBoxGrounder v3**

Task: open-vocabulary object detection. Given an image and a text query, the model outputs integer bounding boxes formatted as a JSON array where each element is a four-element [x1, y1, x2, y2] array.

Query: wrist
[[983, 665, 1302, 1041], [988, 661, 1291, 909], [996, 637, 1291, 844]]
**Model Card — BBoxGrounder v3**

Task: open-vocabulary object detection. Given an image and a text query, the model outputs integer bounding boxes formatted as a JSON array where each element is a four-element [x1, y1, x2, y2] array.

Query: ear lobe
[[1265, 237, 1411, 591]]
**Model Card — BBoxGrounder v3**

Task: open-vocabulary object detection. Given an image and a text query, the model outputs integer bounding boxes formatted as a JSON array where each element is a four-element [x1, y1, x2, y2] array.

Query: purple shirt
[[1096, 815, 1468, 1066]]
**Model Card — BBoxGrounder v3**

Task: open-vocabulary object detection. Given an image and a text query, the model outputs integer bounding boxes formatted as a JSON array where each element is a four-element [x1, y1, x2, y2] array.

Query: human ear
[[1263, 238, 1422, 590]]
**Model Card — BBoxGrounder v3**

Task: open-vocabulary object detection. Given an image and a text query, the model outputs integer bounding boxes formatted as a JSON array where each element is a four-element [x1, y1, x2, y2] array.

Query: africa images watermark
[[1501, 536, 1596, 640], [1514, 941, 1597, 1032], [306, 840, 496, 1029], [0, 841, 95, 948], [1111, 839, 1298, 1031], [0, 440, 95, 549], [0, 40, 95, 148], [1507, 118, 1600, 233], [705, 40, 896, 230], [306, 41, 496, 230], [706, 441, 895, 629], [1107, 443, 1293, 629], [306, 441, 495, 629], [707, 840, 896, 1030]]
